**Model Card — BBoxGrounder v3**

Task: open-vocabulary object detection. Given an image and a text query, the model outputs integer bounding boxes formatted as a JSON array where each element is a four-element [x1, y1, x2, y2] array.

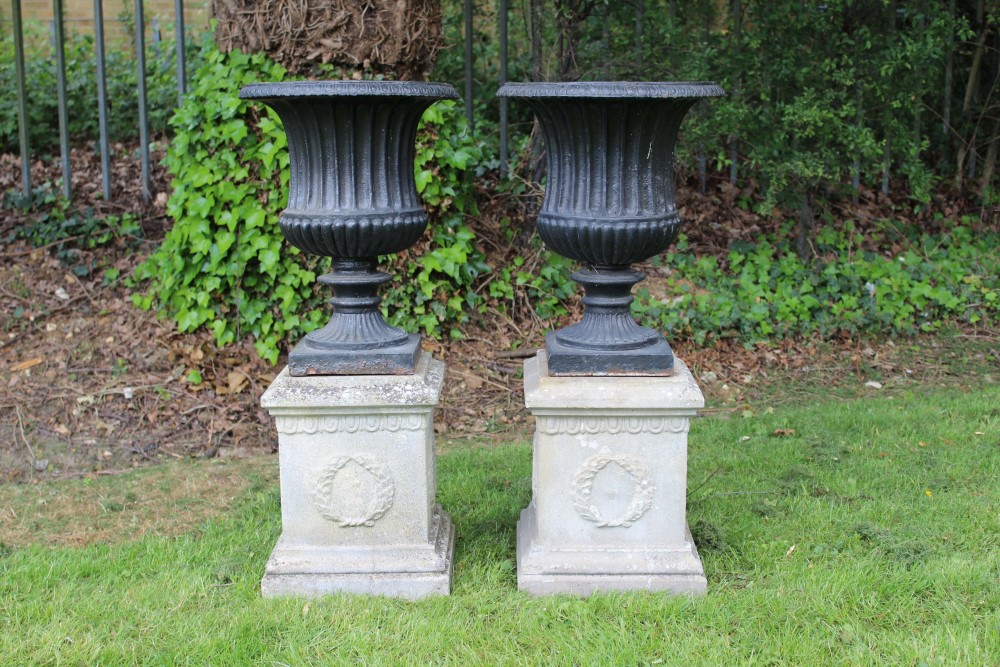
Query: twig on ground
[[52, 468, 131, 479], [686, 466, 722, 501], [0, 327, 35, 350], [180, 404, 215, 416], [0, 294, 88, 350], [70, 273, 102, 310], [709, 491, 776, 497], [446, 367, 512, 393], [0, 235, 86, 258], [485, 361, 517, 374], [0, 283, 31, 303], [14, 406, 37, 467], [494, 348, 538, 360]]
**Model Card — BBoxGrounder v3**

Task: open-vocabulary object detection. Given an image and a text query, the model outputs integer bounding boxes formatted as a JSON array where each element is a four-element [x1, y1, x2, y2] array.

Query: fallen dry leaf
[[772, 428, 797, 437], [227, 370, 248, 394]]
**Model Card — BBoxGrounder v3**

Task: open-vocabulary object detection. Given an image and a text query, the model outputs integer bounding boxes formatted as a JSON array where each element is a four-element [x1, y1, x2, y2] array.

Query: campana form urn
[[239, 81, 458, 376], [497, 82, 724, 375]]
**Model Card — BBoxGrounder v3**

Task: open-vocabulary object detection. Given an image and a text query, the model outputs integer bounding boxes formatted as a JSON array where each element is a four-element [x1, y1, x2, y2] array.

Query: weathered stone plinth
[[517, 350, 706, 596], [259, 353, 453, 599]]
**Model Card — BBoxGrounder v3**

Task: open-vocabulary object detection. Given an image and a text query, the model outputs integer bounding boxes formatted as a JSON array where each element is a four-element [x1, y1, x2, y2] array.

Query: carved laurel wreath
[[572, 454, 655, 528], [312, 455, 395, 528]]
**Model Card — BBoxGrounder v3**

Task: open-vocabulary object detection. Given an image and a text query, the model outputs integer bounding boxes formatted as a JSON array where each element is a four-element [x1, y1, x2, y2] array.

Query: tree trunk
[[212, 0, 443, 80], [554, 0, 596, 81], [942, 0, 954, 141], [797, 187, 816, 260], [464, 0, 474, 130], [697, 0, 710, 194], [981, 117, 999, 195], [956, 27, 989, 188], [668, 0, 677, 75], [635, 0, 643, 73], [531, 0, 544, 81], [729, 0, 740, 185], [602, 3, 611, 78], [882, 0, 896, 196]]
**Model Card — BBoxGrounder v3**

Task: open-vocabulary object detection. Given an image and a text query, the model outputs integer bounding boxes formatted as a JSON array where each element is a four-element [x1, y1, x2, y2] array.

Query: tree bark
[[211, 0, 443, 79], [530, 0, 543, 81], [729, 0, 740, 185], [797, 187, 816, 261], [635, 0, 643, 72]]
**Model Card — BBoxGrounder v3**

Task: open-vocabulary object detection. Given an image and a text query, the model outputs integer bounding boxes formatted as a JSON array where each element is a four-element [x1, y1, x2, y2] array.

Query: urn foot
[[289, 333, 421, 376], [546, 267, 674, 376], [288, 261, 421, 376], [546, 331, 674, 376]]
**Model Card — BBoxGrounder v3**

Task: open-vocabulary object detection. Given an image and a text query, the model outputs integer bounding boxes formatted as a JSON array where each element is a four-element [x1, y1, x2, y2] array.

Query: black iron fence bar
[[463, 0, 474, 132], [12, 1, 189, 204], [174, 0, 186, 102], [12, 0, 31, 203], [498, 0, 508, 179], [135, 0, 151, 202], [53, 0, 72, 199], [94, 0, 111, 200]]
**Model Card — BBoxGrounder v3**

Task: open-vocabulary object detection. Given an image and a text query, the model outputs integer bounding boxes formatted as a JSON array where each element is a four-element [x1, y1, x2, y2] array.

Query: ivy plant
[[134, 43, 487, 362]]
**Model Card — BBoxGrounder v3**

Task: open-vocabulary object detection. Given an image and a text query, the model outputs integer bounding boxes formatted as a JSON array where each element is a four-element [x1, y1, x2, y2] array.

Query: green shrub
[[134, 43, 488, 362], [633, 220, 999, 345]]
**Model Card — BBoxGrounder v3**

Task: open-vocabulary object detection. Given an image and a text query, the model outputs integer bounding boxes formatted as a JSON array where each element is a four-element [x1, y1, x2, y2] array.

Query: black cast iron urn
[[497, 82, 724, 375], [239, 81, 458, 376]]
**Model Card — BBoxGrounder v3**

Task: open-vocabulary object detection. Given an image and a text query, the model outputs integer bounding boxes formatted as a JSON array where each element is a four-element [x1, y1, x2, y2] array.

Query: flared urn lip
[[239, 80, 459, 101], [496, 81, 725, 99]]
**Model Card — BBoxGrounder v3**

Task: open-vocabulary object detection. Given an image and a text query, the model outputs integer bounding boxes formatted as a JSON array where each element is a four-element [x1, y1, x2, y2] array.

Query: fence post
[[53, 0, 72, 200], [499, 0, 508, 178], [464, 0, 474, 133], [12, 0, 31, 203], [175, 0, 186, 102], [94, 0, 111, 200], [135, 0, 151, 202]]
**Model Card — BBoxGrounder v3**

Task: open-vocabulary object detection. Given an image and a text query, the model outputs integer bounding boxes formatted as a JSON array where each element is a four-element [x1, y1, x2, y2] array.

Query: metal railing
[[9, 0, 188, 205]]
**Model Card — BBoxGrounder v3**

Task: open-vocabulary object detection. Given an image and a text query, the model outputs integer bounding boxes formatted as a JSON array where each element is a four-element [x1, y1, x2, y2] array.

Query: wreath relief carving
[[312, 455, 395, 527], [572, 454, 655, 528]]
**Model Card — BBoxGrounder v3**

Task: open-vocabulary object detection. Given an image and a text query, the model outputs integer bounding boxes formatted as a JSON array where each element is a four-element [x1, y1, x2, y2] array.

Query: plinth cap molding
[[496, 81, 725, 99]]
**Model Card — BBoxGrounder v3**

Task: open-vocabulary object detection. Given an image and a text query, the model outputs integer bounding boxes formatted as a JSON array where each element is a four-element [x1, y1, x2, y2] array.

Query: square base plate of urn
[[516, 503, 706, 596], [544, 331, 675, 376], [288, 333, 422, 376], [261, 506, 454, 599]]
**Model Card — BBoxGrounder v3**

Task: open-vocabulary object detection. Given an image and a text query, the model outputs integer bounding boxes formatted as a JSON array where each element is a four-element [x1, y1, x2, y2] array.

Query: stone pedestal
[[259, 353, 453, 599], [517, 351, 706, 596]]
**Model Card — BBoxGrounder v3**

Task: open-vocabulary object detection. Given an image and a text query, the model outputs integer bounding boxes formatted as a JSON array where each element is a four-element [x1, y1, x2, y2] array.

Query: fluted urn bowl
[[498, 81, 724, 375], [240, 81, 458, 376]]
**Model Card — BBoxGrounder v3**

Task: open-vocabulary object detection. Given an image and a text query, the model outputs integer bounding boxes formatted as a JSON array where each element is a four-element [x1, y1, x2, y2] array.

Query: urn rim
[[496, 81, 724, 99], [239, 80, 459, 101]]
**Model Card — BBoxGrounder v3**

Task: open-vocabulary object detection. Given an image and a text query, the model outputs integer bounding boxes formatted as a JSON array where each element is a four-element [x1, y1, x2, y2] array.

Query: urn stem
[[238, 81, 459, 376], [496, 81, 724, 376]]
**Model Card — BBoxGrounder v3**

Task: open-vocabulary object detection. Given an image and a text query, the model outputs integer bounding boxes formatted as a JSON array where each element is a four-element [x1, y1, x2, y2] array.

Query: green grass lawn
[[1, 385, 998, 665]]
